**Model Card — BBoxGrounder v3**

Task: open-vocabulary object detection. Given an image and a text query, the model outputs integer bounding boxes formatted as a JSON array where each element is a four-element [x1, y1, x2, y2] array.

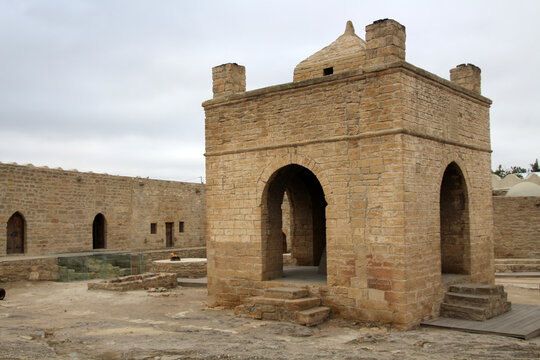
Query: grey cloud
[[0, 0, 538, 180]]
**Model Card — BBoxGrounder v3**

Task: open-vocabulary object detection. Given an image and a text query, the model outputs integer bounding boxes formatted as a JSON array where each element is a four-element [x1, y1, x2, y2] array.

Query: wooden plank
[[421, 304, 540, 339], [423, 308, 537, 337]]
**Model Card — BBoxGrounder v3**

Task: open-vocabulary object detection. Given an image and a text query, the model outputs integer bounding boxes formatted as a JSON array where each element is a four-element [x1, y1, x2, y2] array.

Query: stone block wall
[[0, 163, 206, 256], [0, 257, 59, 282], [397, 63, 494, 323], [493, 196, 540, 258]]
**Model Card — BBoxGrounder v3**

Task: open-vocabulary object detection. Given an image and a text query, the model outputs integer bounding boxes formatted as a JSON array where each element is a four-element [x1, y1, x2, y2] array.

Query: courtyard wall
[[493, 196, 540, 259], [0, 162, 205, 256]]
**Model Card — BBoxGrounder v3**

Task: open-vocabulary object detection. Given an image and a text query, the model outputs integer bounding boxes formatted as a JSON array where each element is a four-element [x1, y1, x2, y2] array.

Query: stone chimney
[[365, 19, 406, 67], [450, 64, 481, 94], [212, 63, 246, 98]]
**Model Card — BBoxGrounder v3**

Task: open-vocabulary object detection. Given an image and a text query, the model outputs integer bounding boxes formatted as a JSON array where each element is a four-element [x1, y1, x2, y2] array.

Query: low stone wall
[[152, 258, 207, 278], [142, 247, 206, 271], [0, 247, 206, 283], [0, 257, 58, 282], [88, 273, 177, 291], [493, 196, 540, 259]]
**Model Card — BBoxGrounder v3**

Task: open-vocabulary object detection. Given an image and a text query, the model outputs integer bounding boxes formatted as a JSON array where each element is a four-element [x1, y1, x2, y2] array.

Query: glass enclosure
[[57, 253, 146, 282]]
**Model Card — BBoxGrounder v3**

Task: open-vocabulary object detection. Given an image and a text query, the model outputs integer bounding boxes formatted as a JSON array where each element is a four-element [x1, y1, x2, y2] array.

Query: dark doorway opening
[[440, 162, 470, 275], [166, 222, 174, 248], [92, 213, 106, 249], [7, 212, 25, 254], [262, 164, 327, 281]]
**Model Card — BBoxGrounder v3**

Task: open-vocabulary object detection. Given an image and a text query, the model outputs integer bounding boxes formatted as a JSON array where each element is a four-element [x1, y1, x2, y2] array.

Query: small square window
[[150, 223, 157, 234], [323, 67, 333, 76], [179, 221, 184, 233]]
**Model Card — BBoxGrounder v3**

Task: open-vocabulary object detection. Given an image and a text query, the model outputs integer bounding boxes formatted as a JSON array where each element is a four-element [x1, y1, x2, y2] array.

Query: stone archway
[[261, 164, 327, 280], [92, 213, 106, 249], [440, 162, 470, 274], [7, 212, 25, 254]]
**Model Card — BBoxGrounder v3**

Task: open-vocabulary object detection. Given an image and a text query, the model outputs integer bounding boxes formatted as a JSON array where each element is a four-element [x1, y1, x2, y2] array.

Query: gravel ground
[[0, 280, 539, 360]]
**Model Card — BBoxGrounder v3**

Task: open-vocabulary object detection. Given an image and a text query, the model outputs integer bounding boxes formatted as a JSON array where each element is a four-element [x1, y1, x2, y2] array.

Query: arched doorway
[[7, 212, 25, 254], [261, 164, 327, 280], [92, 213, 106, 249], [440, 162, 470, 275]]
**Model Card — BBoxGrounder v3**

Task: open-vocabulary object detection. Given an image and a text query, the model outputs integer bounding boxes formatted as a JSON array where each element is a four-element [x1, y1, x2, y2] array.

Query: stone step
[[284, 297, 321, 311], [442, 283, 512, 321], [244, 296, 321, 315], [495, 264, 540, 273], [444, 292, 492, 307], [500, 301, 512, 314], [495, 258, 540, 265], [448, 283, 505, 296], [440, 303, 488, 321], [264, 287, 309, 299], [495, 272, 540, 278], [240, 287, 329, 326], [296, 306, 331, 326], [246, 296, 285, 306]]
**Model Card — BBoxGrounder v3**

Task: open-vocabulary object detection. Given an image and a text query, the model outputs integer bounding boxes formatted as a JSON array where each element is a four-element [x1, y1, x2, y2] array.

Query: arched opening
[[262, 164, 327, 281], [282, 191, 292, 253], [7, 212, 25, 254], [92, 213, 106, 249], [440, 162, 470, 275]]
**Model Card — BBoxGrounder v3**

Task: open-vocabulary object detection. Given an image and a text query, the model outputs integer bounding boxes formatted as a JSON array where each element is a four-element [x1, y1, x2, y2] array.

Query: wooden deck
[[422, 303, 540, 340]]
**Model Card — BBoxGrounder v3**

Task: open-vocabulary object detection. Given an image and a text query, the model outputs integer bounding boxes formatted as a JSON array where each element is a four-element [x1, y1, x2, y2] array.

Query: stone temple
[[203, 19, 494, 329]]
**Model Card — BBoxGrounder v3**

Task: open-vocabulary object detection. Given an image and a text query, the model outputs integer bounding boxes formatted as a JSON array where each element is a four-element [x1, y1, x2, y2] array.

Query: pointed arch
[[261, 164, 327, 280], [256, 153, 331, 207], [7, 212, 25, 254], [439, 162, 471, 274], [92, 213, 106, 249]]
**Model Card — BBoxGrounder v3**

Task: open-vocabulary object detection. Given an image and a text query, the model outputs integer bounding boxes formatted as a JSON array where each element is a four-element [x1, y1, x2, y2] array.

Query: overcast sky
[[1, 0, 538, 182]]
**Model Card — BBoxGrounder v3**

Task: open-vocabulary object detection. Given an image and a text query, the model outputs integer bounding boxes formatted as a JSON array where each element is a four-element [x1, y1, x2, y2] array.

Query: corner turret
[[365, 19, 406, 68], [450, 64, 481, 94], [212, 63, 246, 98]]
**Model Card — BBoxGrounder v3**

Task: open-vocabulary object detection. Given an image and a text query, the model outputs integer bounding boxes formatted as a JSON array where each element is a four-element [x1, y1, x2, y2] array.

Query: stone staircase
[[495, 259, 540, 273], [237, 287, 330, 326], [440, 284, 511, 321]]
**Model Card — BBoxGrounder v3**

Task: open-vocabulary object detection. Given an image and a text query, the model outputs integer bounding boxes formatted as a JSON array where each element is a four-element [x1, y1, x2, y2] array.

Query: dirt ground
[[0, 279, 539, 360]]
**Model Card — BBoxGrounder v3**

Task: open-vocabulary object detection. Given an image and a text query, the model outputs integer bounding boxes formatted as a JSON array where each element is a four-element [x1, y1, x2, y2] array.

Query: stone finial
[[344, 20, 355, 35], [212, 63, 246, 98], [450, 64, 481, 94], [365, 19, 406, 67]]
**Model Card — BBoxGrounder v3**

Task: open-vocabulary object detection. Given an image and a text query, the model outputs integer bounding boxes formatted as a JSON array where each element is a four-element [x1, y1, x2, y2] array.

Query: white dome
[[492, 174, 502, 189], [499, 174, 523, 189], [525, 173, 540, 186], [506, 182, 540, 197]]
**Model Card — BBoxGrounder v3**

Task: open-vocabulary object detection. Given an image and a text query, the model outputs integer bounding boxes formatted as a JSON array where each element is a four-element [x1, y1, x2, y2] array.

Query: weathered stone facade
[[203, 19, 494, 329], [1, 162, 206, 256]]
